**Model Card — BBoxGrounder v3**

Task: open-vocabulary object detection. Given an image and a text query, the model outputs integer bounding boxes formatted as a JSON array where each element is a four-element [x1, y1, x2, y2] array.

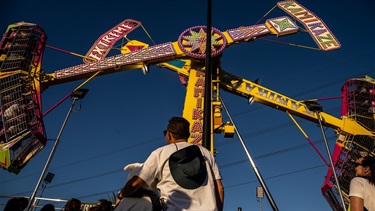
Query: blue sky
[[1, 0, 374, 210]]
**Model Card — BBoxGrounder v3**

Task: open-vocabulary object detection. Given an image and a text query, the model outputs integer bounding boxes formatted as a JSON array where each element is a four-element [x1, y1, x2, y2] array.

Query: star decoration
[[280, 2, 295, 8], [182, 27, 223, 54], [211, 33, 222, 52], [182, 28, 206, 54], [272, 18, 296, 31]]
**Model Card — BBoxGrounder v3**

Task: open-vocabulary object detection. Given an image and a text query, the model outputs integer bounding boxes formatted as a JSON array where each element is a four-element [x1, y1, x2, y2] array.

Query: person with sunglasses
[[349, 155, 375, 211], [120, 116, 224, 211]]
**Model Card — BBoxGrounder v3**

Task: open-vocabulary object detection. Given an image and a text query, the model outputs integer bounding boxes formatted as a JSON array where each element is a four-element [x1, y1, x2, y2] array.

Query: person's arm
[[214, 179, 224, 211], [121, 176, 146, 197], [349, 196, 364, 211], [115, 197, 121, 206]]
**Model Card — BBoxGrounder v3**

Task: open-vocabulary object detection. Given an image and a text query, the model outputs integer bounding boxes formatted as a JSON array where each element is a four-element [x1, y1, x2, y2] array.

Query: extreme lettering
[[84, 19, 141, 63]]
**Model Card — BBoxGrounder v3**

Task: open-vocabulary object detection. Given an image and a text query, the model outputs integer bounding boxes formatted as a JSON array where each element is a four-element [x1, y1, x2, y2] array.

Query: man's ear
[[364, 167, 371, 176]]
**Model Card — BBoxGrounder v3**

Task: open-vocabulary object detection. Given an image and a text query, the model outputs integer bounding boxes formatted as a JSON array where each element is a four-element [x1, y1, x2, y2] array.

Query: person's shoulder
[[151, 145, 167, 153], [197, 145, 215, 157], [351, 177, 370, 185], [196, 144, 210, 151], [152, 143, 178, 154], [352, 176, 363, 181], [197, 144, 209, 151]]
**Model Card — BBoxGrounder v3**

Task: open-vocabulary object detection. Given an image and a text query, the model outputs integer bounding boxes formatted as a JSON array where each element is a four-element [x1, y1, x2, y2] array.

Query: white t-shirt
[[114, 197, 153, 211], [349, 177, 375, 211], [114, 163, 157, 211], [138, 142, 222, 211]]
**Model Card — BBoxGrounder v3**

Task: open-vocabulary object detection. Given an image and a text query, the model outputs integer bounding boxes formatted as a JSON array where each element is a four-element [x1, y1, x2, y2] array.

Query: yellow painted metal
[[218, 69, 374, 137], [223, 122, 235, 138], [286, 111, 309, 138], [121, 40, 149, 54], [182, 69, 205, 145]]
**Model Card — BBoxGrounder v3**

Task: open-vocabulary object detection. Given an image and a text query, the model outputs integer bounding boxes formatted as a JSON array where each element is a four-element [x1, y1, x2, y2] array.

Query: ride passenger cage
[[321, 76, 375, 210], [0, 22, 47, 174]]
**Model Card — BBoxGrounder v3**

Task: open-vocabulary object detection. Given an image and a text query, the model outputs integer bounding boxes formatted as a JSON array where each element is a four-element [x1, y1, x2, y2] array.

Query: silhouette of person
[[64, 198, 81, 211], [40, 203, 55, 211], [3, 197, 29, 211]]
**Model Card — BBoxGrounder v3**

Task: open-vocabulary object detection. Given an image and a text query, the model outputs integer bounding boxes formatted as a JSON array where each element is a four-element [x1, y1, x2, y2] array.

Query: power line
[[219, 136, 335, 169], [0, 136, 163, 184], [224, 164, 325, 189]]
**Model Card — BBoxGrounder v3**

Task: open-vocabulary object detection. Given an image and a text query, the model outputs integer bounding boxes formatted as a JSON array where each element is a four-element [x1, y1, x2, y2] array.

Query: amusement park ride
[[0, 1, 373, 210]]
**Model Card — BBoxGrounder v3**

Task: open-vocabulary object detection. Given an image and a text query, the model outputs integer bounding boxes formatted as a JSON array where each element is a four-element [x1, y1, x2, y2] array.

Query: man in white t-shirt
[[121, 116, 224, 211]]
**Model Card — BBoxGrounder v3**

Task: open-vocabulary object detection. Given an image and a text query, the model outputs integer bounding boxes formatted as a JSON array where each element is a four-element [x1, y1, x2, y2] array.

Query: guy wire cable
[[220, 95, 279, 211]]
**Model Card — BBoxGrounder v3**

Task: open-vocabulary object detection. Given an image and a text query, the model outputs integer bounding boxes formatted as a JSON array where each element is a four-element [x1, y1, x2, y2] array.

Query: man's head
[[164, 116, 190, 143], [355, 156, 375, 178]]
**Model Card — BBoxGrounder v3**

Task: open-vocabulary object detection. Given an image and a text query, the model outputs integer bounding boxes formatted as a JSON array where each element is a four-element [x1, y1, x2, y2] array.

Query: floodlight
[[71, 88, 89, 99], [304, 100, 323, 112], [43, 172, 55, 184], [256, 186, 264, 198]]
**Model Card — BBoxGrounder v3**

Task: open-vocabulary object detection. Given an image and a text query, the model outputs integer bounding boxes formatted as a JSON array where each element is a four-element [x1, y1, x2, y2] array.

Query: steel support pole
[[203, 0, 212, 151], [220, 96, 279, 211], [316, 112, 347, 211], [27, 97, 79, 211]]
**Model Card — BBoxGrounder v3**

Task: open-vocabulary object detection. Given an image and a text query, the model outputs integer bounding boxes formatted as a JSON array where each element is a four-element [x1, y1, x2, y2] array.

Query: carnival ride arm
[[217, 69, 374, 137], [155, 59, 374, 139], [41, 0, 345, 88]]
